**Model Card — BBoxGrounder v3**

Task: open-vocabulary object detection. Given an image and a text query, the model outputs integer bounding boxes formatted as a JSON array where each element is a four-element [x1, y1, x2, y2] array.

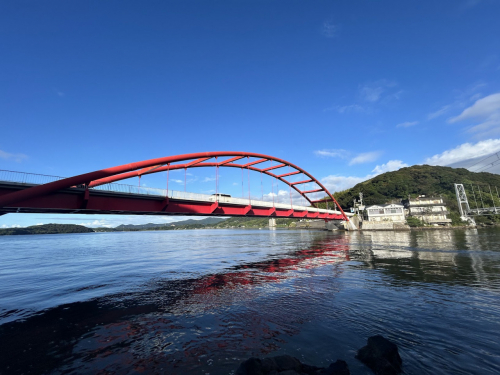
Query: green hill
[[315, 165, 500, 225], [115, 217, 226, 230], [0, 224, 94, 236], [214, 217, 295, 228]]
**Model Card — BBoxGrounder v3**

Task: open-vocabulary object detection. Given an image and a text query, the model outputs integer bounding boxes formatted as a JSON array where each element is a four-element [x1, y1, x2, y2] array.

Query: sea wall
[[361, 221, 410, 231]]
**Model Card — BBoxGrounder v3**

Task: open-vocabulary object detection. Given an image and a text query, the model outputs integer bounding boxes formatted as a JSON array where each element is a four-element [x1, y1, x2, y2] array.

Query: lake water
[[1, 228, 500, 374]]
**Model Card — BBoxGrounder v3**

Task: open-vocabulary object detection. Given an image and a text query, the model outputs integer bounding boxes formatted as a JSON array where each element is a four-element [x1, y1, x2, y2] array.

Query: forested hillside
[[0, 224, 94, 236], [315, 165, 500, 225]]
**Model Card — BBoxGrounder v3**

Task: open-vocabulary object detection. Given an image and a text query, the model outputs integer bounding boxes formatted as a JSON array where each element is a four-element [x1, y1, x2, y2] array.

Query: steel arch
[[0, 152, 348, 221]]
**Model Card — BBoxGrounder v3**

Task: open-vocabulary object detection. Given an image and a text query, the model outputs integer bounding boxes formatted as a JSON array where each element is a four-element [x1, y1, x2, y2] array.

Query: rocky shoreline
[[235, 335, 402, 375]]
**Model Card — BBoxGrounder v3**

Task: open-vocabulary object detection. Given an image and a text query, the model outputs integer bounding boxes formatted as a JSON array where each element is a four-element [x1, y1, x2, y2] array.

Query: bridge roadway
[[0, 178, 351, 220]]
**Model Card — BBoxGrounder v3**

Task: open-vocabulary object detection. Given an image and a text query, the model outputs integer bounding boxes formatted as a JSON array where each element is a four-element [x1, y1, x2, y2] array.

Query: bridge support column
[[269, 218, 276, 228], [325, 221, 339, 231]]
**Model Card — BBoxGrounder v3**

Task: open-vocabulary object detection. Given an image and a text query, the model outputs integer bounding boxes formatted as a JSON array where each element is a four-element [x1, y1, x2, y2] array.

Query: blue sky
[[1, 0, 500, 227]]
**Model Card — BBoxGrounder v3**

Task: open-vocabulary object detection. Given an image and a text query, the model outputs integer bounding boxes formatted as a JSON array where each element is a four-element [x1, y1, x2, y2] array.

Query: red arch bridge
[[0, 152, 351, 222]]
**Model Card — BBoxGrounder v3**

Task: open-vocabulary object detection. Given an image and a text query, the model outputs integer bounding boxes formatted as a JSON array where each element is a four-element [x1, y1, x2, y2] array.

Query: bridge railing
[[0, 170, 64, 185], [91, 182, 337, 212], [0, 170, 340, 215]]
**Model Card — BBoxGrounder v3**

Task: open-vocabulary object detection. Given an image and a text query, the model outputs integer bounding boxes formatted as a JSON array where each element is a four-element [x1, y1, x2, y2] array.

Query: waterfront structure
[[365, 203, 406, 222], [402, 195, 452, 226]]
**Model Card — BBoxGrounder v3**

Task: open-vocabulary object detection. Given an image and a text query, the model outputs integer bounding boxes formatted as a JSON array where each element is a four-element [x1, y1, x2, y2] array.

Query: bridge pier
[[269, 218, 276, 228]]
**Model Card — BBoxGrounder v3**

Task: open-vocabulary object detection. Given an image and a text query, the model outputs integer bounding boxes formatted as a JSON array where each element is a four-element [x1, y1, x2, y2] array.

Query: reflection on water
[[0, 229, 500, 374]]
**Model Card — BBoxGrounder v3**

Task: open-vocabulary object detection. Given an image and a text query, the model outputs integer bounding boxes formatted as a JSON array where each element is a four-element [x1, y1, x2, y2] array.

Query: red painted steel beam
[[186, 157, 212, 167], [301, 188, 324, 194], [218, 156, 245, 166], [291, 179, 313, 185], [312, 198, 334, 203], [242, 158, 267, 167], [0, 151, 349, 221], [277, 171, 301, 178], [138, 164, 164, 176], [262, 163, 286, 172]]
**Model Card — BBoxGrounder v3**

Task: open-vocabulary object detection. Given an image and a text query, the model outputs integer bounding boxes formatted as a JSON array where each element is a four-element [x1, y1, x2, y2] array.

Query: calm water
[[1, 228, 500, 374]]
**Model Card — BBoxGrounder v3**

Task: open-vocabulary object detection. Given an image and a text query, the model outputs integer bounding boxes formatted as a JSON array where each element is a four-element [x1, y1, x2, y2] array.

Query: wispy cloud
[[202, 177, 216, 182], [314, 149, 348, 158], [321, 159, 408, 192], [349, 151, 382, 165], [0, 149, 28, 163], [396, 121, 419, 128], [322, 20, 338, 38], [428, 105, 452, 120], [424, 138, 500, 166], [331, 104, 365, 114], [428, 82, 487, 121], [359, 80, 398, 103], [448, 93, 500, 137]]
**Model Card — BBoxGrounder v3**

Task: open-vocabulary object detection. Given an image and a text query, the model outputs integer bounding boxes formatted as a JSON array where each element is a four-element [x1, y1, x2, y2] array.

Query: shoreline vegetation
[[0, 218, 295, 236]]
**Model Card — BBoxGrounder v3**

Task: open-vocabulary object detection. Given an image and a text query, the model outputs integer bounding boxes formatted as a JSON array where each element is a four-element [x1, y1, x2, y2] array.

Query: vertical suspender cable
[[166, 163, 170, 198], [288, 165, 292, 208], [184, 168, 186, 193], [261, 171, 263, 201], [215, 156, 218, 201], [247, 157, 250, 204], [241, 168, 244, 198], [271, 160, 275, 207]]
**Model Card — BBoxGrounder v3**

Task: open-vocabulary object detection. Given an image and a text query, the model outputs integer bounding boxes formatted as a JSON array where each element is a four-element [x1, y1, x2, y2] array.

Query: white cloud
[[372, 160, 408, 174], [80, 220, 114, 228], [449, 93, 500, 123], [349, 151, 382, 165], [331, 104, 365, 114], [359, 80, 397, 103], [322, 20, 338, 38], [428, 105, 452, 120], [427, 83, 487, 121], [0, 149, 28, 163], [396, 121, 419, 128], [424, 139, 500, 166], [203, 177, 216, 182], [447, 93, 500, 137], [321, 175, 367, 193], [1, 224, 21, 228], [314, 149, 348, 158], [322, 159, 408, 192], [396, 121, 418, 128]]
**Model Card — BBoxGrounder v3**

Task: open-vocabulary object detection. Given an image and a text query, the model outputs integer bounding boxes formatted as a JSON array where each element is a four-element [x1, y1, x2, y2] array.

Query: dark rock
[[301, 363, 324, 375], [356, 335, 402, 375], [321, 360, 350, 375], [235, 354, 350, 375], [235, 357, 265, 375], [262, 357, 279, 373], [273, 355, 302, 372], [277, 371, 301, 375]]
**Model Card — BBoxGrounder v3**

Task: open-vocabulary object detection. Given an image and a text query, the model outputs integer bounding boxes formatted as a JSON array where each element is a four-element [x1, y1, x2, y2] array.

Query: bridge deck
[[0, 177, 351, 219]]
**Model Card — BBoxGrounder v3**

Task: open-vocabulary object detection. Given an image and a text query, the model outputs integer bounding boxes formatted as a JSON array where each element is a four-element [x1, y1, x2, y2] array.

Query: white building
[[403, 196, 451, 226], [365, 203, 406, 223]]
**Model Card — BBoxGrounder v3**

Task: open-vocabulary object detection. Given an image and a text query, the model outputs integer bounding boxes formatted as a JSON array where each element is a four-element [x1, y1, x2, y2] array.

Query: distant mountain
[[0, 224, 94, 236], [115, 217, 226, 230]]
